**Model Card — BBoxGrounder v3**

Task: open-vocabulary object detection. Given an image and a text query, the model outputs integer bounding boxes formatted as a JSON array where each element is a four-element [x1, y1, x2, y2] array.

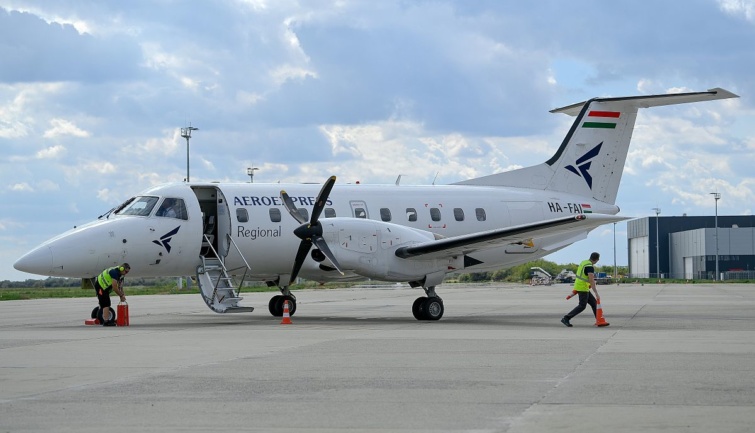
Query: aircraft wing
[[394, 214, 629, 260]]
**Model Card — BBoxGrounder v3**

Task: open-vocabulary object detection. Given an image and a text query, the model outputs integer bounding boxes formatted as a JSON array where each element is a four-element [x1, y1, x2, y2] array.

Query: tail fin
[[455, 88, 738, 204]]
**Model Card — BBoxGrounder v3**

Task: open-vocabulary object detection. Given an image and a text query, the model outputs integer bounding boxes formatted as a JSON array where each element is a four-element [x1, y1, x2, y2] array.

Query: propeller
[[280, 176, 344, 283]]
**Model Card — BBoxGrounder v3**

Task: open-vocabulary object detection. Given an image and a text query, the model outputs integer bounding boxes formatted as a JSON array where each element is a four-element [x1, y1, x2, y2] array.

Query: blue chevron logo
[[152, 226, 180, 253], [565, 142, 602, 189]]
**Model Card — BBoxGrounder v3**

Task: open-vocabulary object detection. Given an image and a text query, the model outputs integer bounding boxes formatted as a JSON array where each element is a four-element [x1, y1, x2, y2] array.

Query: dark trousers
[[565, 291, 597, 320], [94, 281, 112, 309]]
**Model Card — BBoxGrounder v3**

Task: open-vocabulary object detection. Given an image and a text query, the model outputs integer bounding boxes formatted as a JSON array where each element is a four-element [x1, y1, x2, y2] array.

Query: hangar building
[[628, 216, 755, 279]]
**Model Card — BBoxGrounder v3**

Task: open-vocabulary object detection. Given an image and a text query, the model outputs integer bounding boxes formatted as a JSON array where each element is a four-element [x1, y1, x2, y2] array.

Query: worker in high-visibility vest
[[94, 263, 129, 326], [561, 252, 601, 327]]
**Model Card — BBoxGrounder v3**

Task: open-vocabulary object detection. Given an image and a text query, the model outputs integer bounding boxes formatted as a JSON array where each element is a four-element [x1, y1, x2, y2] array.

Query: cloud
[[42, 118, 89, 138], [9, 182, 33, 192], [718, 0, 755, 21], [35, 144, 66, 159]]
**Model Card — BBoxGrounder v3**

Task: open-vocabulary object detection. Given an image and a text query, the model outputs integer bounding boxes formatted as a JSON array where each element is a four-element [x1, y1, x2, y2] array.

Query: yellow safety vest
[[573, 259, 593, 292], [97, 267, 118, 290]]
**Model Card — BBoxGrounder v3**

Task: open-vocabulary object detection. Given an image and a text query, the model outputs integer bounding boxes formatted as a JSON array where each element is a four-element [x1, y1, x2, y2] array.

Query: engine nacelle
[[319, 218, 462, 283]]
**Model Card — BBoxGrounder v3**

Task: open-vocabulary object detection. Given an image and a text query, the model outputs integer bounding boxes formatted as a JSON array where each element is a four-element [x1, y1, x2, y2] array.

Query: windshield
[[116, 196, 159, 216]]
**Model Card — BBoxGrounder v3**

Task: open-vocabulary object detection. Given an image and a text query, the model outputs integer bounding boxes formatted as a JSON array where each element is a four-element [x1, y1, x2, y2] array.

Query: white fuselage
[[14, 181, 618, 281]]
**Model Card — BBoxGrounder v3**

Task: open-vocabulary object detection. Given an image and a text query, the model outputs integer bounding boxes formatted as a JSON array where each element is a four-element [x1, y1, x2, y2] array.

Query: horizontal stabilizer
[[550, 88, 738, 116]]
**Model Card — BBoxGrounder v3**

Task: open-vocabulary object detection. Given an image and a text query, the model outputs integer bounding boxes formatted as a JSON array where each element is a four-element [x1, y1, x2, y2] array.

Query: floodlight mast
[[247, 167, 259, 183], [652, 208, 661, 279], [710, 192, 721, 280], [181, 126, 199, 182]]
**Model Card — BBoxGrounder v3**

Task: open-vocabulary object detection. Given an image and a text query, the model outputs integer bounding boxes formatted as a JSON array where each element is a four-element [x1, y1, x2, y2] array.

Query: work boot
[[561, 316, 573, 327], [103, 320, 116, 327]]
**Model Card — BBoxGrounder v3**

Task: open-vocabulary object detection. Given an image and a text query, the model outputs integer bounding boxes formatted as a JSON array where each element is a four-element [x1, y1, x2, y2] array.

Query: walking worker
[[94, 263, 129, 326], [561, 252, 603, 327]]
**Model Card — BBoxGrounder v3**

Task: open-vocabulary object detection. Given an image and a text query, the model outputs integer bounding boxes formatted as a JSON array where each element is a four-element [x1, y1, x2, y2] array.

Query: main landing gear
[[412, 286, 444, 321], [267, 284, 297, 317]]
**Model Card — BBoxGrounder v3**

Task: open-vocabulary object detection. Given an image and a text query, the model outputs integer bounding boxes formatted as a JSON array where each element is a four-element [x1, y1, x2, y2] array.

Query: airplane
[[14, 87, 738, 321]]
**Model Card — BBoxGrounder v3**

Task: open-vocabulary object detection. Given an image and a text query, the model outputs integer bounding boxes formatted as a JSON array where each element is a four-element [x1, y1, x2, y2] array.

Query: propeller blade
[[280, 190, 307, 224], [312, 237, 344, 275], [310, 176, 336, 224], [284, 176, 338, 286], [290, 239, 312, 283]]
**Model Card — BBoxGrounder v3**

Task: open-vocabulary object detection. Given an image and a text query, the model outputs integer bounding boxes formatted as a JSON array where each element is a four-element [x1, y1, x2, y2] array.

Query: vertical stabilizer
[[454, 88, 738, 204]]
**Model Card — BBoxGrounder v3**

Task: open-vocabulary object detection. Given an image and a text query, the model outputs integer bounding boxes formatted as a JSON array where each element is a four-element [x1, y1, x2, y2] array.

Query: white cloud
[[35, 144, 66, 159], [718, 0, 755, 21], [9, 182, 33, 192], [43, 118, 89, 138]]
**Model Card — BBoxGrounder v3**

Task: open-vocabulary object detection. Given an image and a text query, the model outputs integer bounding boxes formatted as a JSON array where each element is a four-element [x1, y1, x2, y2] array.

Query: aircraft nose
[[14, 246, 53, 276]]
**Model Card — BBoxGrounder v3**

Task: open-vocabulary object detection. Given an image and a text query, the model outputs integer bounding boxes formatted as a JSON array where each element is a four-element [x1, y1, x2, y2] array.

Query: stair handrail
[[225, 234, 252, 290], [201, 234, 254, 305]]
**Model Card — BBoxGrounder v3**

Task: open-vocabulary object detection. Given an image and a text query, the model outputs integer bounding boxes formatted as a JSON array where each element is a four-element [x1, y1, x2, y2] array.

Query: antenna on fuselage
[[432, 172, 439, 185], [395, 175, 403, 186]]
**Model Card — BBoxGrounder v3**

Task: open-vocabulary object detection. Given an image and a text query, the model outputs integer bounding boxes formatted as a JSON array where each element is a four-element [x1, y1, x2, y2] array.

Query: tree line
[[455, 259, 628, 283]]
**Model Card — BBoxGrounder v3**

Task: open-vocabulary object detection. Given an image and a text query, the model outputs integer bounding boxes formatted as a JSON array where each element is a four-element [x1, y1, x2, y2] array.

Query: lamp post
[[247, 167, 259, 183], [710, 192, 721, 280], [181, 126, 198, 182], [613, 222, 617, 279], [652, 208, 661, 279]]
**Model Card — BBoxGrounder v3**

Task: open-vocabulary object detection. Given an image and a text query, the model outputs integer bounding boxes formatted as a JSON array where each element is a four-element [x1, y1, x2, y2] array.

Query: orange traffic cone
[[594, 298, 609, 327], [280, 300, 292, 325], [566, 290, 578, 300]]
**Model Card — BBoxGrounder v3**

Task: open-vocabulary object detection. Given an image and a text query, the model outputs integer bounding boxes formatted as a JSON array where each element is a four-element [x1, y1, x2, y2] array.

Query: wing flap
[[394, 214, 629, 260]]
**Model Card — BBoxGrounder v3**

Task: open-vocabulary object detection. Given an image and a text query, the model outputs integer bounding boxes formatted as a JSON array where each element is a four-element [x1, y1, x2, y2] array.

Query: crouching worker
[[94, 263, 129, 326]]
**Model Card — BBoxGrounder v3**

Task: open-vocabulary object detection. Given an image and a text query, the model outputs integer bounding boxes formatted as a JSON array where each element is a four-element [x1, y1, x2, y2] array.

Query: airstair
[[529, 267, 553, 286], [196, 234, 254, 313]]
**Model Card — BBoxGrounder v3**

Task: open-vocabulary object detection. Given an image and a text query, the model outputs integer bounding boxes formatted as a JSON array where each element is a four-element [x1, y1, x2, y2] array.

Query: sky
[[2, 0, 754, 281]]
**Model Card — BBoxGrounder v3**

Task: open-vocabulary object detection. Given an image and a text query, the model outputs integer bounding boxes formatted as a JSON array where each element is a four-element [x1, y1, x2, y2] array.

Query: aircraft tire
[[96, 306, 116, 324], [412, 297, 426, 320], [91, 306, 100, 319], [269, 295, 282, 316], [269, 295, 297, 317], [421, 297, 444, 321]]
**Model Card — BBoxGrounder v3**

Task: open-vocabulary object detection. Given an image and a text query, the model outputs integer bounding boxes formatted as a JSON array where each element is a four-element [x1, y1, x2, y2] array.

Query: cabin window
[[117, 196, 159, 217], [380, 208, 392, 222], [454, 208, 464, 221], [430, 208, 441, 222], [475, 208, 487, 221], [324, 208, 336, 218], [406, 208, 417, 222], [298, 208, 309, 221], [269, 208, 282, 223], [236, 208, 249, 223], [354, 208, 367, 219], [156, 198, 188, 220]]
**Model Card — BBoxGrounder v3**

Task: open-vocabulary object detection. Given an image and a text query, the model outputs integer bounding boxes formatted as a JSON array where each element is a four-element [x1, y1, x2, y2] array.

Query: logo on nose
[[153, 226, 180, 253]]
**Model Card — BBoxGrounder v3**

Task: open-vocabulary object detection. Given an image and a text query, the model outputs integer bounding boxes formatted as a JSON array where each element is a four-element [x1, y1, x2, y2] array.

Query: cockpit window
[[113, 197, 136, 215], [156, 198, 188, 220], [117, 196, 159, 217]]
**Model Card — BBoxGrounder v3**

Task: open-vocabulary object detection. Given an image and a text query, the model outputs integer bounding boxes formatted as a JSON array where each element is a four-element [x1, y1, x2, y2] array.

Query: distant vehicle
[[595, 272, 612, 285], [555, 269, 576, 283]]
